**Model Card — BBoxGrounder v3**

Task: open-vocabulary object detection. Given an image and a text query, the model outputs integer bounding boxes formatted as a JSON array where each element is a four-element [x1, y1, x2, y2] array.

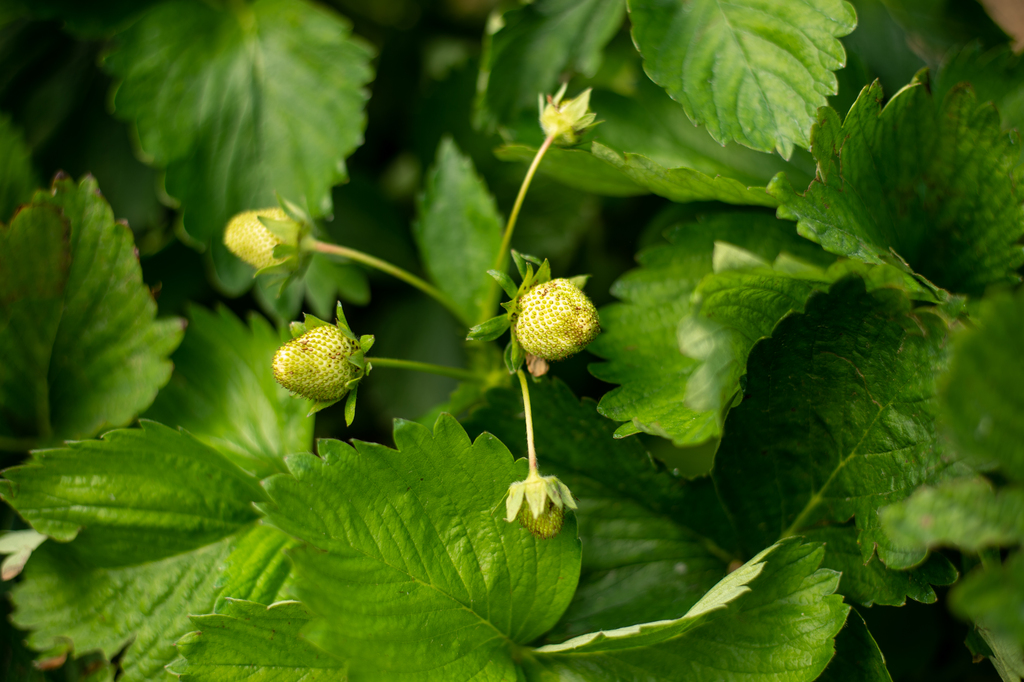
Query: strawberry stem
[[369, 357, 484, 382], [307, 239, 470, 326], [479, 134, 556, 324], [517, 369, 538, 473]]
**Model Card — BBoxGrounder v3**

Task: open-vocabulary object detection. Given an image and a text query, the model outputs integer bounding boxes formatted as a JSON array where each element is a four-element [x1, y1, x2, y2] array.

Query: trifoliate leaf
[[882, 478, 1024, 552], [588, 212, 831, 446], [768, 73, 1024, 296], [260, 414, 581, 680], [939, 287, 1024, 480], [145, 306, 312, 480], [103, 0, 374, 292], [629, 0, 856, 157], [0, 113, 34, 220], [413, 137, 502, 326], [817, 608, 893, 682], [951, 553, 1024, 649], [475, 0, 625, 130], [170, 600, 344, 681], [523, 538, 848, 682], [462, 378, 737, 640], [713, 276, 964, 581], [0, 175, 183, 450], [804, 526, 956, 607], [1, 422, 295, 682]]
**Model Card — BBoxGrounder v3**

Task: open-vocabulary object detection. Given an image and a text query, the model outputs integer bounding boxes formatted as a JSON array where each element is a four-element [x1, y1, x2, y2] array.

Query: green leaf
[[592, 143, 778, 207], [1, 421, 294, 682], [260, 414, 582, 680], [0, 529, 46, 581], [103, 0, 374, 292], [817, 607, 893, 682], [414, 137, 503, 325], [1, 421, 262, 563], [145, 306, 312, 479], [523, 538, 849, 682], [936, 44, 1024, 143], [0, 175, 183, 450], [0, 113, 34, 221], [475, 0, 625, 129], [462, 378, 736, 640], [882, 478, 1024, 552], [629, 0, 856, 157], [950, 552, 1024, 649], [170, 600, 344, 681], [940, 287, 1024, 481], [588, 212, 829, 446], [768, 74, 1024, 296], [712, 276, 964, 578], [805, 526, 956, 607]]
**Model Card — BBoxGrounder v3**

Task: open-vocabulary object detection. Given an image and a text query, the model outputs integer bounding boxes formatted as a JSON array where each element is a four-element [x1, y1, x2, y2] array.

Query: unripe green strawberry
[[516, 498, 565, 539], [513, 278, 600, 361], [272, 324, 359, 401], [224, 207, 295, 270], [505, 470, 576, 539]]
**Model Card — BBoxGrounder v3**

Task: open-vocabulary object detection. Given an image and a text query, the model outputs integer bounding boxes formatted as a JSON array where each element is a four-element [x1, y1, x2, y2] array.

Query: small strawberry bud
[[505, 470, 577, 539], [539, 84, 598, 145], [513, 278, 600, 361], [224, 207, 298, 270], [272, 324, 360, 401]]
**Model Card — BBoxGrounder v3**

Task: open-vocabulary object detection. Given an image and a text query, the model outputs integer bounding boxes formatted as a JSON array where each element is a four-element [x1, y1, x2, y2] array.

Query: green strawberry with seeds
[[514, 278, 600, 361], [223, 207, 297, 270]]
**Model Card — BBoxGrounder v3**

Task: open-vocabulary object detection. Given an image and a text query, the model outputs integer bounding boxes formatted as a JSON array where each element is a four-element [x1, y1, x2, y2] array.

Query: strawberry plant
[[2, 1, 1024, 681]]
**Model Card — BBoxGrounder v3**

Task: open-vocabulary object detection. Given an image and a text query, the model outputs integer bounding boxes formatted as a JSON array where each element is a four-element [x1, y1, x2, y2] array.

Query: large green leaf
[[145, 306, 312, 480], [592, 143, 778, 207], [0, 176, 183, 450], [712, 276, 963, 582], [936, 44, 1024, 141], [951, 553, 1024, 649], [494, 144, 646, 197], [1, 422, 294, 681], [103, 0, 374, 291], [939, 287, 1024, 480], [0, 113, 34, 221], [260, 414, 581, 681], [629, 0, 856, 158], [462, 378, 737, 640], [804, 526, 956, 607], [171, 600, 344, 681], [476, 0, 625, 129], [413, 137, 503, 326], [769, 73, 1024, 296], [523, 538, 848, 682], [882, 478, 1024, 551], [588, 212, 829, 445], [817, 608, 892, 682]]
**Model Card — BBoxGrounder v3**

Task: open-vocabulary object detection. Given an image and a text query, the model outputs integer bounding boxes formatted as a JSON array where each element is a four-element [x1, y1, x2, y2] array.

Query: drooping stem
[[479, 134, 556, 324], [368, 357, 484, 382], [517, 370, 538, 473], [307, 238, 469, 326]]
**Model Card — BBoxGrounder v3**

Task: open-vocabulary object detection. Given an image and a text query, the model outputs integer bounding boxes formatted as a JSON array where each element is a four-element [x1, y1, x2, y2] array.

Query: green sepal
[[334, 301, 357, 341], [511, 250, 530, 279], [275, 192, 313, 226], [344, 385, 359, 426], [358, 334, 375, 353], [467, 314, 511, 342], [307, 397, 341, 417], [568, 274, 590, 290], [288, 321, 306, 338], [301, 313, 330, 330], [488, 270, 519, 299], [534, 259, 551, 285], [347, 349, 366, 371], [504, 335, 525, 374], [258, 216, 301, 244], [271, 243, 298, 259]]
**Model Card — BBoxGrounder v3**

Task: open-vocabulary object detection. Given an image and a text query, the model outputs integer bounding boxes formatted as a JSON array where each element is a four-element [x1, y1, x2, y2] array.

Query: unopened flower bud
[[539, 84, 598, 145]]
